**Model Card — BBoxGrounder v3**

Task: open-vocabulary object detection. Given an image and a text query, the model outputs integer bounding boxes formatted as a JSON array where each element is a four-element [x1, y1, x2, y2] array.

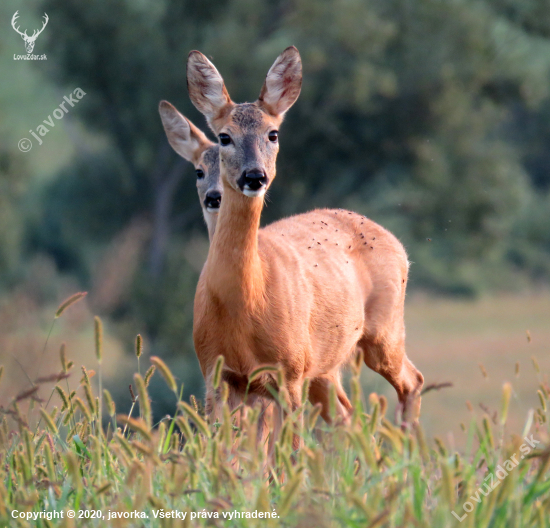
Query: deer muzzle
[[238, 170, 268, 197]]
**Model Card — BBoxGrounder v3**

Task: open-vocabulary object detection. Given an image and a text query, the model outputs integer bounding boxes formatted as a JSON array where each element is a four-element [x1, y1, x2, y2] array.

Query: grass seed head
[[301, 377, 311, 406], [117, 416, 152, 442], [55, 385, 69, 411], [63, 405, 75, 426], [129, 384, 136, 403], [175, 416, 193, 442], [15, 386, 40, 403], [55, 292, 87, 319], [379, 395, 388, 417], [75, 397, 93, 423], [212, 355, 224, 390], [150, 356, 177, 393], [479, 363, 488, 378], [440, 460, 455, 507], [94, 316, 103, 363], [83, 383, 96, 415], [81, 366, 91, 386], [482, 416, 495, 449], [501, 382, 512, 425], [434, 436, 447, 457], [144, 365, 156, 387], [44, 440, 55, 480], [221, 381, 229, 404], [190, 394, 199, 414], [537, 390, 547, 412], [96, 482, 111, 495], [179, 401, 210, 438], [116, 432, 136, 460], [135, 334, 143, 359], [103, 389, 116, 416], [134, 373, 152, 429], [39, 408, 59, 435]]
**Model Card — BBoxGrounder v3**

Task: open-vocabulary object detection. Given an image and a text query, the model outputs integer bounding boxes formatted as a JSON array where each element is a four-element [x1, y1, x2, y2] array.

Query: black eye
[[196, 169, 205, 179], [219, 133, 231, 146], [268, 130, 278, 142]]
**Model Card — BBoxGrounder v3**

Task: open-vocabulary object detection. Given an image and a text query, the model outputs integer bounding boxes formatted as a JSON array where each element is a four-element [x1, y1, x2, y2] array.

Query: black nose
[[242, 170, 267, 191], [204, 191, 221, 209]]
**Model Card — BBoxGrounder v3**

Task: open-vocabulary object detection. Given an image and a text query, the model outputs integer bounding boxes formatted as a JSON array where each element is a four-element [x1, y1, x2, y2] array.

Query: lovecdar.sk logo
[[12, 10, 48, 60]]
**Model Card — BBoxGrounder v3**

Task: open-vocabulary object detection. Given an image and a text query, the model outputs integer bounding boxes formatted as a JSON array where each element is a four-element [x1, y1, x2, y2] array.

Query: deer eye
[[268, 130, 278, 143], [196, 169, 205, 179], [219, 133, 231, 146]]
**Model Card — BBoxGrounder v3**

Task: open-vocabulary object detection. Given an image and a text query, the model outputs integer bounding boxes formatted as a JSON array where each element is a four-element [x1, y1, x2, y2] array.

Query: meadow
[[0, 293, 548, 527], [405, 293, 550, 443]]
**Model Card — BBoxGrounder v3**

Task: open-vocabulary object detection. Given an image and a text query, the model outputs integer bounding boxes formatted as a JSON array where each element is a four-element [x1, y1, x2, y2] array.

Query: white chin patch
[[243, 187, 266, 198], [206, 207, 220, 214]]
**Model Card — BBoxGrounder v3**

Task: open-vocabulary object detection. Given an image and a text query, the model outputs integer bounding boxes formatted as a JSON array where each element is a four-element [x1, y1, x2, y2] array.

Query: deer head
[[12, 11, 49, 54], [187, 47, 302, 199], [159, 100, 222, 239]]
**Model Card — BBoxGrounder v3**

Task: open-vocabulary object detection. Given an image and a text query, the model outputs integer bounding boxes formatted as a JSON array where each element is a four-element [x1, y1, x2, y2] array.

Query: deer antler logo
[[11, 11, 49, 54]]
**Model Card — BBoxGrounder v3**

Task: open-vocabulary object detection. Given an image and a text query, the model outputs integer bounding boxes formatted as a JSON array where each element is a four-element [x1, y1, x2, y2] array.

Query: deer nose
[[241, 170, 267, 191], [204, 191, 222, 210]]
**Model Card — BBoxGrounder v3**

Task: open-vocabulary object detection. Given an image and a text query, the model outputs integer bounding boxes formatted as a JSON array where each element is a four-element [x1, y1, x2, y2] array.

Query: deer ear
[[187, 51, 232, 126], [159, 101, 214, 164], [258, 46, 302, 117]]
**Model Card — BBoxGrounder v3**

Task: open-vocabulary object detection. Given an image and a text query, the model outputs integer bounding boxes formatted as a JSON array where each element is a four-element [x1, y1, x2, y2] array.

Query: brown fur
[[188, 48, 424, 443]]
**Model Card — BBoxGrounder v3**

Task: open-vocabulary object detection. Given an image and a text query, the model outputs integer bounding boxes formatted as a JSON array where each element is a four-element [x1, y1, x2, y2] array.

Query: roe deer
[[187, 47, 424, 441], [159, 101, 222, 240]]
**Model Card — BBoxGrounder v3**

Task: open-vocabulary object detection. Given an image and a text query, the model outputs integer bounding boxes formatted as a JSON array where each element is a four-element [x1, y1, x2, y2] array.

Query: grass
[[0, 296, 549, 527]]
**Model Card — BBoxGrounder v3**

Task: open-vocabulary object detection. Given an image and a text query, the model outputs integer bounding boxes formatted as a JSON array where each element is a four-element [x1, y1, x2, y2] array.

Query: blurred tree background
[[1, 0, 550, 414]]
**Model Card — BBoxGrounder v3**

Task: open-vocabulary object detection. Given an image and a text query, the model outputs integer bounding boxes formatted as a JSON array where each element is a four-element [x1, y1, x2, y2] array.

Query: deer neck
[[205, 180, 265, 308]]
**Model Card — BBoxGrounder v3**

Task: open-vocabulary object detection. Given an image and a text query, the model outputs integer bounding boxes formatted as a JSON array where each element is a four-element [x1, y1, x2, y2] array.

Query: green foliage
[[0, 322, 548, 527], [0, 143, 28, 287]]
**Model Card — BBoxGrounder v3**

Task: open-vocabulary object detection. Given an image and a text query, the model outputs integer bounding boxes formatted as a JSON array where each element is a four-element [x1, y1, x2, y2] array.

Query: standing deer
[[11, 11, 49, 54], [184, 47, 423, 442], [159, 101, 223, 241]]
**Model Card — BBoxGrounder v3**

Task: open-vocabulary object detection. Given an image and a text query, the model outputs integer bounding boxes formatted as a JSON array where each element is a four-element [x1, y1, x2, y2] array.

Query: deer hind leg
[[285, 383, 305, 452], [246, 393, 273, 457], [266, 386, 301, 460], [267, 403, 283, 463], [358, 334, 424, 425], [308, 374, 352, 425]]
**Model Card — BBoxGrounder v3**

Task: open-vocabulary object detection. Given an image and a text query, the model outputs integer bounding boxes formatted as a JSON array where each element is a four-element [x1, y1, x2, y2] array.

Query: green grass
[[0, 297, 549, 527]]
